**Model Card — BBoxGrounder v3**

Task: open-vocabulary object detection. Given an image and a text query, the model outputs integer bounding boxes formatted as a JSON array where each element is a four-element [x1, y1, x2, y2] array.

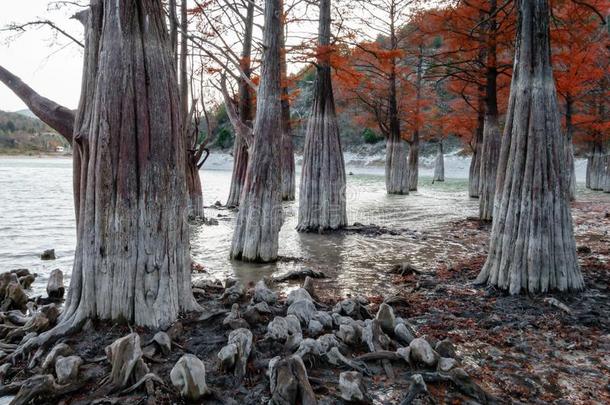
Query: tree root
[[119, 372, 165, 395], [400, 374, 434, 405], [7, 316, 84, 366], [356, 351, 401, 362]]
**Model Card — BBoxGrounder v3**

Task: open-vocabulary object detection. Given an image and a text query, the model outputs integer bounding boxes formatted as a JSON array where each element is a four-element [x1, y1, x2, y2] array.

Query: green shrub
[[363, 128, 382, 144]]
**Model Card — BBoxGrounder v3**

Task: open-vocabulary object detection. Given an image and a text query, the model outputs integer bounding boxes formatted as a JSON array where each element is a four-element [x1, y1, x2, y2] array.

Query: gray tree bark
[[478, 0, 500, 221], [407, 52, 423, 192], [230, 0, 283, 262], [476, 0, 584, 294], [586, 142, 605, 190], [384, 3, 409, 195], [280, 0, 296, 201], [60, 0, 198, 329], [226, 0, 255, 207], [407, 130, 419, 191], [297, 0, 347, 232], [603, 154, 610, 193], [179, 0, 204, 218], [468, 87, 485, 198], [564, 96, 577, 200], [433, 141, 445, 182]]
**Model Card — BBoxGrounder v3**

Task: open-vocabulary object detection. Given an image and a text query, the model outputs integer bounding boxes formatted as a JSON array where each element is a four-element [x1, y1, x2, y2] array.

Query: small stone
[[435, 339, 457, 358], [295, 338, 322, 359], [254, 301, 272, 313], [375, 303, 395, 335], [18, 274, 36, 289], [308, 319, 323, 336], [221, 282, 245, 305], [337, 324, 360, 346], [395, 323, 415, 345], [46, 269, 64, 300], [397, 347, 411, 363], [217, 343, 238, 371], [242, 305, 263, 326], [41, 249, 56, 260], [312, 311, 333, 329], [339, 371, 370, 403], [55, 355, 82, 384], [438, 357, 457, 372], [287, 299, 317, 326], [303, 276, 316, 297], [3, 281, 27, 310], [317, 334, 342, 354], [152, 331, 172, 356], [253, 280, 277, 304], [39, 304, 60, 325], [171, 354, 209, 401], [409, 338, 437, 367], [267, 316, 301, 341], [42, 343, 73, 370], [10, 269, 31, 278], [287, 288, 313, 306]]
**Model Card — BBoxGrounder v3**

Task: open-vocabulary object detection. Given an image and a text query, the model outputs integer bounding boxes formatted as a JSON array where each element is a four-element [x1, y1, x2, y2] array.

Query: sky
[[0, 1, 84, 112]]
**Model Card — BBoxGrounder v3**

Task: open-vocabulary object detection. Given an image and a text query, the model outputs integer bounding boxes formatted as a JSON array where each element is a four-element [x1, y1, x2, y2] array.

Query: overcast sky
[[0, 1, 84, 112]]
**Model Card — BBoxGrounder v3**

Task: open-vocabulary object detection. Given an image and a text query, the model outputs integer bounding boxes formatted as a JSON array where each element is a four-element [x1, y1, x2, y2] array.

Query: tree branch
[[0, 65, 75, 142]]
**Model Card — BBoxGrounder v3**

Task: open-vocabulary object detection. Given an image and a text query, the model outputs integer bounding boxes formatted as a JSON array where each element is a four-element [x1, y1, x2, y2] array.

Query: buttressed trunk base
[[61, 0, 197, 329], [230, 0, 283, 262], [476, 0, 584, 294], [297, 0, 347, 232]]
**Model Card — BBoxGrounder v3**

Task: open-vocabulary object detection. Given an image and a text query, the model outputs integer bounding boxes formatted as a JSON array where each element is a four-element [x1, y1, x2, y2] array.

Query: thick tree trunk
[[586, 142, 605, 190], [468, 87, 485, 198], [384, 8, 408, 195], [230, 0, 283, 262], [407, 52, 423, 192], [433, 141, 445, 182], [385, 127, 409, 194], [603, 154, 610, 193], [564, 97, 576, 200], [476, 0, 583, 294], [478, 0, 500, 221], [179, 0, 204, 219], [279, 0, 295, 202], [478, 114, 500, 220], [297, 0, 347, 232], [407, 130, 419, 191], [226, 0, 255, 207], [60, 0, 198, 329]]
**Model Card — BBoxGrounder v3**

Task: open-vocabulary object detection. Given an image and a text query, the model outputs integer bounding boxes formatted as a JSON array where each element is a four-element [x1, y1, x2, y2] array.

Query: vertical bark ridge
[[280, 0, 296, 201], [61, 0, 197, 328], [468, 86, 485, 198], [407, 52, 423, 192], [227, 0, 255, 207], [433, 141, 445, 182], [564, 97, 576, 200], [478, 0, 500, 221], [407, 130, 419, 191], [477, 0, 583, 294], [297, 0, 347, 232], [384, 3, 409, 195], [230, 0, 283, 262]]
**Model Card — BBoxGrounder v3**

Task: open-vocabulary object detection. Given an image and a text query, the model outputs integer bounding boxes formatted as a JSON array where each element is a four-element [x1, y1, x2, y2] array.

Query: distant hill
[[0, 110, 70, 154], [14, 109, 37, 119]]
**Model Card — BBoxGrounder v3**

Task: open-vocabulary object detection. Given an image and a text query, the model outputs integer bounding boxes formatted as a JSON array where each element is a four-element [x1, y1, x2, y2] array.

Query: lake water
[[0, 154, 591, 298]]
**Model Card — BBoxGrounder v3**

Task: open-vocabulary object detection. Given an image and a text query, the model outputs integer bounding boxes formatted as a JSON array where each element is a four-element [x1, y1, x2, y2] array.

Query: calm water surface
[[0, 155, 591, 298]]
